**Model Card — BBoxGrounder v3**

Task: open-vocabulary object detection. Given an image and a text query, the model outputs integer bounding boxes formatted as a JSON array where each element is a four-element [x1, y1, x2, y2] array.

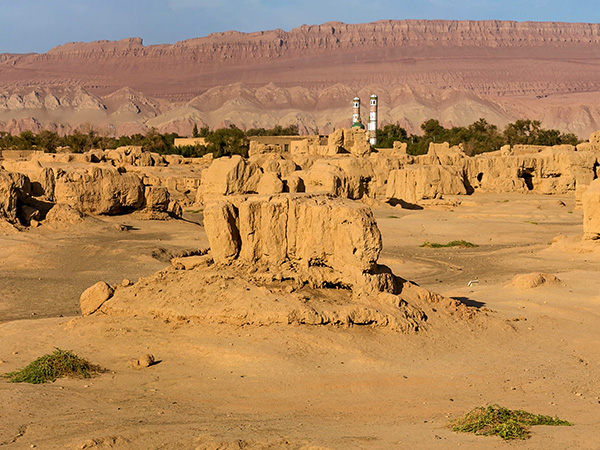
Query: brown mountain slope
[[2, 20, 600, 137]]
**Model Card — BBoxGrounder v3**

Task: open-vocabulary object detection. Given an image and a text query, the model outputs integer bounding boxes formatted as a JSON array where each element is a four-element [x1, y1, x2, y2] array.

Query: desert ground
[[1, 192, 598, 450]]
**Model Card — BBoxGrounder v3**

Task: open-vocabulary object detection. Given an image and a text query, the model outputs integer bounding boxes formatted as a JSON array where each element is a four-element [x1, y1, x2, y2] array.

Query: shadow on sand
[[451, 296, 486, 309]]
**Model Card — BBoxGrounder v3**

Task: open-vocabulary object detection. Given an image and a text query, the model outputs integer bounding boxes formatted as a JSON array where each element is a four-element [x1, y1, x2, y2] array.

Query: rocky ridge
[[3, 21, 600, 136]]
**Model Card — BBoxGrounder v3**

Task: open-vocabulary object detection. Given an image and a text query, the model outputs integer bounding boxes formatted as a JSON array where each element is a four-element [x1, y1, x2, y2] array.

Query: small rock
[[129, 354, 156, 369], [121, 279, 132, 287], [80, 281, 114, 316]]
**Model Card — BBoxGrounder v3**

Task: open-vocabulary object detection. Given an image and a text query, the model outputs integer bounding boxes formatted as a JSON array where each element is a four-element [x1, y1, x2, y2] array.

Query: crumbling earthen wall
[[204, 194, 382, 287], [583, 178, 600, 240]]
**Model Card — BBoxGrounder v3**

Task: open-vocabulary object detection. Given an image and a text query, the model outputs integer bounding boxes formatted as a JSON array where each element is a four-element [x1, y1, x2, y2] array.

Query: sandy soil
[[0, 193, 599, 449], [0, 212, 207, 323]]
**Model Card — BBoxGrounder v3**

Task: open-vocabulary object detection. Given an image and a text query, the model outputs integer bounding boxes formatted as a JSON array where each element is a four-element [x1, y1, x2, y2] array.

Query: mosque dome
[[351, 116, 365, 129]]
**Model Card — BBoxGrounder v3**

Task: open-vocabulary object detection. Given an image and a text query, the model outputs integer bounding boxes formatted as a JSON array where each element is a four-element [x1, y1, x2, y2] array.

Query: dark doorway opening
[[520, 169, 535, 191]]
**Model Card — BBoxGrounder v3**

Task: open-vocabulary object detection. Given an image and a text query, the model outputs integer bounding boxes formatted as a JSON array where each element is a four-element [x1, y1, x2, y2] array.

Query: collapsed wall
[[0, 167, 53, 226], [465, 149, 597, 194], [55, 167, 145, 215], [386, 165, 467, 204], [0, 170, 19, 223], [290, 128, 372, 157], [3, 128, 600, 226]]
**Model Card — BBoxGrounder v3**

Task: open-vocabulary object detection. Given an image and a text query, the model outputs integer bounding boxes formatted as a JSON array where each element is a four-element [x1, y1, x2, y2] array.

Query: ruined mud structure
[[1, 126, 600, 238]]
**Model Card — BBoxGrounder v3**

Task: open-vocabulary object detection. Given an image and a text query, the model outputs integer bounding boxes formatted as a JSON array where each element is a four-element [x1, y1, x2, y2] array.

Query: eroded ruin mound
[[89, 194, 483, 333]]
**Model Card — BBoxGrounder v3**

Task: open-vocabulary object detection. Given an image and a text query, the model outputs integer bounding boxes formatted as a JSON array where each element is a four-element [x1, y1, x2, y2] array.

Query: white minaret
[[352, 96, 360, 125], [368, 94, 378, 146]]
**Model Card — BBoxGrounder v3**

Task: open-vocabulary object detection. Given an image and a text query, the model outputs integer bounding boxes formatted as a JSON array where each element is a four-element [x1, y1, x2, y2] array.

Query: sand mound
[[96, 255, 482, 333], [45, 204, 85, 225], [509, 272, 563, 289]]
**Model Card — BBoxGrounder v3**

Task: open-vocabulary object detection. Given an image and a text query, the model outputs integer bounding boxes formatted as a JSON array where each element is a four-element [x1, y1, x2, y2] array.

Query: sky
[[1, 0, 599, 53]]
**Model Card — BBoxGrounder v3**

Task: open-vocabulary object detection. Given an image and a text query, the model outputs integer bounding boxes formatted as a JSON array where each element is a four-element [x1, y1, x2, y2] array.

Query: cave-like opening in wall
[[519, 168, 535, 191]]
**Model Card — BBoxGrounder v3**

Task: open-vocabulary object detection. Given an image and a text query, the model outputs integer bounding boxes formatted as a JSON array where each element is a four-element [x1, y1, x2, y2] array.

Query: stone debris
[[129, 354, 156, 369], [80, 281, 114, 316]]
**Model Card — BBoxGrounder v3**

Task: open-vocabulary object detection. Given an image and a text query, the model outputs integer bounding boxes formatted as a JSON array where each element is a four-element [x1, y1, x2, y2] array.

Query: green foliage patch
[[420, 240, 478, 248], [2, 348, 105, 384], [1, 118, 580, 158], [451, 404, 572, 440], [376, 118, 580, 155]]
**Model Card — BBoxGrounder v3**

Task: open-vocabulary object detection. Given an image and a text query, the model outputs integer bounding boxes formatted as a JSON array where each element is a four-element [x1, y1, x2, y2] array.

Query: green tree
[[246, 124, 299, 137], [376, 124, 408, 148], [205, 125, 248, 158], [192, 124, 199, 138], [462, 118, 503, 155], [421, 119, 446, 140], [142, 128, 168, 153], [64, 130, 88, 152], [37, 130, 61, 152], [17, 131, 37, 149], [503, 119, 541, 145]]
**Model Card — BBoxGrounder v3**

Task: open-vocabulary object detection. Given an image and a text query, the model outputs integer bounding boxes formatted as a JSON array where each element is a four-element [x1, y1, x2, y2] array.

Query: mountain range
[[2, 20, 600, 138]]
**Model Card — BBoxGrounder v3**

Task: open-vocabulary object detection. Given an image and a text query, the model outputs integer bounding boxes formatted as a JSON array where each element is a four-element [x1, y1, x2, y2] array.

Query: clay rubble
[[2, 127, 600, 235]]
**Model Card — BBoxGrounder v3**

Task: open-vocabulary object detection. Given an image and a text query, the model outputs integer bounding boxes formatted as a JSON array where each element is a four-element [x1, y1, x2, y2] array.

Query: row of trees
[[0, 119, 580, 157], [0, 124, 300, 158], [376, 119, 580, 155], [0, 129, 180, 154]]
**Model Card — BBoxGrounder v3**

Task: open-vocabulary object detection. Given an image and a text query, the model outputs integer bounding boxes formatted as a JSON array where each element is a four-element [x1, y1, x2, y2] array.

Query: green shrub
[[2, 348, 105, 384], [420, 240, 478, 248], [451, 404, 572, 440]]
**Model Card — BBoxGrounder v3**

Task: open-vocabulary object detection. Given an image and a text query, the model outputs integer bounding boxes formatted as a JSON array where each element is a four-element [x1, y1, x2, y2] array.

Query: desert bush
[[420, 240, 478, 248], [451, 404, 572, 440], [2, 348, 105, 384]]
